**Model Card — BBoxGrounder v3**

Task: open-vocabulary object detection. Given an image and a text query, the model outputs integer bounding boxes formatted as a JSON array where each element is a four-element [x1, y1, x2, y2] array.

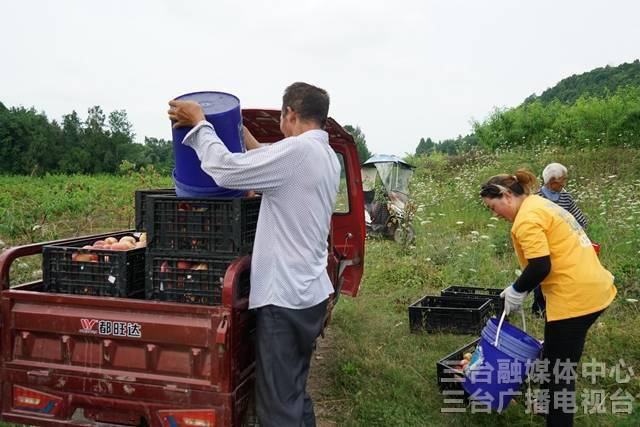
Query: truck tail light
[[13, 385, 63, 415], [159, 409, 216, 427]]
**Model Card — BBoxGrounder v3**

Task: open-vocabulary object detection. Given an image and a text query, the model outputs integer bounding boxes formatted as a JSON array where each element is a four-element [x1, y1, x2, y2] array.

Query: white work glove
[[500, 284, 528, 315]]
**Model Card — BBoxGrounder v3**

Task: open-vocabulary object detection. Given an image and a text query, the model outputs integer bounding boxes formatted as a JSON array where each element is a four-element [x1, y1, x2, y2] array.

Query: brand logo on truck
[[80, 319, 98, 331], [79, 318, 142, 338]]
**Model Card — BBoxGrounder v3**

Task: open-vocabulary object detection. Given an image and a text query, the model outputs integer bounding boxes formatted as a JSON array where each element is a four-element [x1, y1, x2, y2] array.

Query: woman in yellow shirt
[[480, 169, 616, 427]]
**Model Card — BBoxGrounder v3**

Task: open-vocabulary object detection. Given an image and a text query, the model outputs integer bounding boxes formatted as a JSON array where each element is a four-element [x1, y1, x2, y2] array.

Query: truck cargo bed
[[0, 233, 254, 426]]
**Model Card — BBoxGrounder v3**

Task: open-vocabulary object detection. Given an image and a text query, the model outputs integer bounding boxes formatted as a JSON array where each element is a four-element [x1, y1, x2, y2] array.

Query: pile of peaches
[[71, 234, 147, 262]]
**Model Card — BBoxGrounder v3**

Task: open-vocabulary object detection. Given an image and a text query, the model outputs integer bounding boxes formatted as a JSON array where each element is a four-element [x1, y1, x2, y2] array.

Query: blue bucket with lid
[[462, 312, 542, 411], [171, 91, 246, 197]]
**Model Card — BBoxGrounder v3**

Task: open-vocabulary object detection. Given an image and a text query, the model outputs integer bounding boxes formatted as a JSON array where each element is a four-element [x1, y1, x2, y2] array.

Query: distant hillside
[[526, 59, 640, 104]]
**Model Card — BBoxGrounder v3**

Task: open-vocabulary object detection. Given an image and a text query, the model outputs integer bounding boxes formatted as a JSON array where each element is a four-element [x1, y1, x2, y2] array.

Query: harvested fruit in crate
[[43, 232, 146, 297], [70, 233, 147, 262], [145, 196, 260, 256], [146, 254, 240, 305], [436, 338, 480, 391], [71, 252, 98, 263]]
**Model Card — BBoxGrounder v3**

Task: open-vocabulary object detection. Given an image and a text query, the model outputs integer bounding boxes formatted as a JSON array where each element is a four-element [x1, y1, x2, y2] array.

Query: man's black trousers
[[255, 299, 328, 427]]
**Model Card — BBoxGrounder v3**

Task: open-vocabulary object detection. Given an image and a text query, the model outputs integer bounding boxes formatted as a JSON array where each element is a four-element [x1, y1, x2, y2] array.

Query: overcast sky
[[2, 0, 639, 156]]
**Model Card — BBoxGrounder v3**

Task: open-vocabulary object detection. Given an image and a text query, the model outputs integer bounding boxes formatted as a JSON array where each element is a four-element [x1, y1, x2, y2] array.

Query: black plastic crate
[[43, 233, 146, 298], [145, 253, 251, 306], [146, 196, 261, 256], [436, 338, 480, 392], [134, 188, 176, 231], [408, 295, 492, 334], [441, 285, 504, 315]]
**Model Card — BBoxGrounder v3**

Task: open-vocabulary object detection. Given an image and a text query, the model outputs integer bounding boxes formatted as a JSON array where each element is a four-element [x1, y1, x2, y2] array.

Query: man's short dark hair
[[282, 82, 330, 128]]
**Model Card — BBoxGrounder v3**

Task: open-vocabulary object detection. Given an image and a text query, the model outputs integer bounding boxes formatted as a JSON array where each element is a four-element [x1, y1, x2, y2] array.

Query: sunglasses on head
[[480, 183, 509, 198]]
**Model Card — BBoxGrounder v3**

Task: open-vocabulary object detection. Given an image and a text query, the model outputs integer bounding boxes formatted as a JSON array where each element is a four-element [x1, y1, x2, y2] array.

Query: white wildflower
[[456, 221, 464, 225]]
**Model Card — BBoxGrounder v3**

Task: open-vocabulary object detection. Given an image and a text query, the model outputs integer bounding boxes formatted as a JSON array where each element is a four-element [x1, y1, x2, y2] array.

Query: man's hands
[[167, 100, 206, 128], [500, 284, 528, 315], [242, 125, 262, 150]]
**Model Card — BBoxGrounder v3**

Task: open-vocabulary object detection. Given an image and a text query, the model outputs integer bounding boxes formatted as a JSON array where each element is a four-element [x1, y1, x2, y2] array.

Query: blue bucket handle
[[494, 309, 527, 347]]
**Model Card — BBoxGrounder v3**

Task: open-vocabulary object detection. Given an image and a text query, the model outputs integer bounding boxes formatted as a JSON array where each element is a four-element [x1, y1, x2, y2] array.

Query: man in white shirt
[[168, 82, 340, 427]]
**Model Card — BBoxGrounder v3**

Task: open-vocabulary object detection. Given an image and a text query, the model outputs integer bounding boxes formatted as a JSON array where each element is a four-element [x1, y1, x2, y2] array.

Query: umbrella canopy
[[362, 154, 415, 169], [361, 154, 415, 193]]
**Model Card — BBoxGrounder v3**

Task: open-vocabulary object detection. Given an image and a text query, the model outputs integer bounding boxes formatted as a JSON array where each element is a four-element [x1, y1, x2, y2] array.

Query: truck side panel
[[0, 253, 255, 426]]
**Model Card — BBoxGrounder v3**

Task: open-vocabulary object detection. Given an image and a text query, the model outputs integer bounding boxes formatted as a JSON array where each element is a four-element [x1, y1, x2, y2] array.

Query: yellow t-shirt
[[511, 195, 616, 321]]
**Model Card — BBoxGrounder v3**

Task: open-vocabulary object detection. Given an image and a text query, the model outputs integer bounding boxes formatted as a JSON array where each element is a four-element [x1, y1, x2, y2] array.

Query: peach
[[160, 261, 170, 273], [119, 236, 136, 245], [110, 243, 130, 251], [73, 253, 94, 262], [105, 237, 118, 245], [177, 260, 191, 270]]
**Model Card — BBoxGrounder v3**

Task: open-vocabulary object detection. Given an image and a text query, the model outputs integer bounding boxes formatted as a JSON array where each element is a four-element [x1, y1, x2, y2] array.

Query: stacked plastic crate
[[142, 194, 261, 305], [408, 286, 505, 335], [42, 231, 147, 298]]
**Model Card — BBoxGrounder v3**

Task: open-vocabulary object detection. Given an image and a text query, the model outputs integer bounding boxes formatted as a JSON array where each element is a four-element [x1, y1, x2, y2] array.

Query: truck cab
[[0, 109, 365, 427]]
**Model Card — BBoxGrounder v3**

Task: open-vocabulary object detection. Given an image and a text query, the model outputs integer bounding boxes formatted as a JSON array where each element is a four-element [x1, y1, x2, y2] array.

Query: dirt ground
[[307, 327, 342, 426]]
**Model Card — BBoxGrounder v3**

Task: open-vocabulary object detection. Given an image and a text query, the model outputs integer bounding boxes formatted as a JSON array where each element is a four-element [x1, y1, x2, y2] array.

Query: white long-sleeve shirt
[[183, 121, 340, 309]]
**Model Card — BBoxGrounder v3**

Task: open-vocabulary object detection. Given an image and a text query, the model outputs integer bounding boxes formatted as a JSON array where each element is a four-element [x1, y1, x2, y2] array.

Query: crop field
[[0, 146, 639, 426]]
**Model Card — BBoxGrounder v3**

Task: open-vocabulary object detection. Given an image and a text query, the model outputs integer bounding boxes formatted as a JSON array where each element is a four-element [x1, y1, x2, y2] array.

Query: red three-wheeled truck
[[0, 109, 365, 426]]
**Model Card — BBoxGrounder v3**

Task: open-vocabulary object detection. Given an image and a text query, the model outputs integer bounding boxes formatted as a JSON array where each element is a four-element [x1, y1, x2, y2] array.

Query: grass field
[[0, 146, 638, 426], [323, 146, 640, 426]]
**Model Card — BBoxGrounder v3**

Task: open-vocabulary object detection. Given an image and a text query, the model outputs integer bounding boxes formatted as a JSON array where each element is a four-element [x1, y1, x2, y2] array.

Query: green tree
[[108, 109, 135, 172], [474, 85, 640, 149], [141, 136, 174, 174], [436, 139, 458, 155], [82, 106, 112, 173], [0, 106, 61, 175], [415, 137, 435, 156], [0, 101, 177, 175], [344, 124, 372, 163], [533, 59, 640, 104], [58, 111, 89, 173]]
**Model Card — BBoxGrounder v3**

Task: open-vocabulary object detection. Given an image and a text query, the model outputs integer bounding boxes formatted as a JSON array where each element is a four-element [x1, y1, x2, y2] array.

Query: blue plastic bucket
[[462, 316, 542, 411], [171, 91, 246, 197]]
